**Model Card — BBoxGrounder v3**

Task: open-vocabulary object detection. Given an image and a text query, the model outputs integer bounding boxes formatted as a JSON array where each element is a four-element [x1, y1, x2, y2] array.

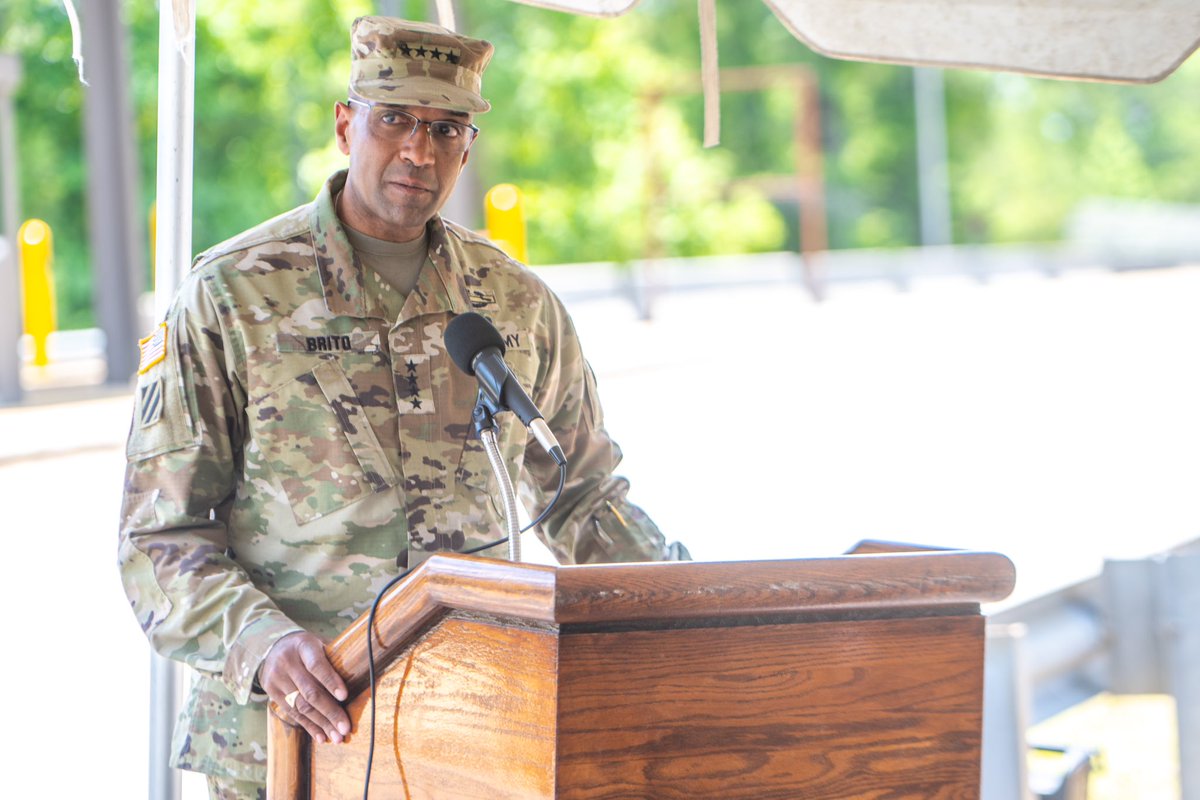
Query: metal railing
[[983, 537, 1200, 799]]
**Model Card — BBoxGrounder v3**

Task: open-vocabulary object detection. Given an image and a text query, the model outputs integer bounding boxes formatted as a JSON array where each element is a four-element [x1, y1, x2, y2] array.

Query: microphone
[[444, 312, 567, 467]]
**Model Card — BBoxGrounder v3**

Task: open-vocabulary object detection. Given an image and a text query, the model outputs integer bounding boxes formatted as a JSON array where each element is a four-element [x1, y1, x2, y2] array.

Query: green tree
[[9, 0, 1200, 329], [1, 0, 93, 328], [947, 59, 1200, 243]]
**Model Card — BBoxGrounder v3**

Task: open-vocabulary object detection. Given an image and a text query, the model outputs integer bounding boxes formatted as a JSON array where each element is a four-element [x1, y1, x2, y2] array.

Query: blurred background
[[2, 0, 1199, 798]]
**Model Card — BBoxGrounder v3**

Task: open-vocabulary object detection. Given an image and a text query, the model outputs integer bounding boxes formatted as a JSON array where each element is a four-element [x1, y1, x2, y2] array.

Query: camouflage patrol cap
[[350, 16, 493, 114]]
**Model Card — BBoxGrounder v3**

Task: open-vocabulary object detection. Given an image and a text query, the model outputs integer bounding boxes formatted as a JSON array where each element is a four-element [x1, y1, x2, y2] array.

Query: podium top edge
[[423, 549, 1016, 622], [326, 550, 1014, 688]]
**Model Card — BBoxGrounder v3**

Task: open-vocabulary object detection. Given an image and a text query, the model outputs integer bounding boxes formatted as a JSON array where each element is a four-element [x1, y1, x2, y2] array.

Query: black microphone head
[[444, 312, 506, 376]]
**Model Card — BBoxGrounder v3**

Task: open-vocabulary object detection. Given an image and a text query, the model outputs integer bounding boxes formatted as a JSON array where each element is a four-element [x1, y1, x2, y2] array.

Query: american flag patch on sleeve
[[138, 322, 168, 375]]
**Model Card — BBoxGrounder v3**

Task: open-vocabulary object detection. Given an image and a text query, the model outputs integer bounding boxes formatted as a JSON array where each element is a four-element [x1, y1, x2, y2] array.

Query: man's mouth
[[389, 178, 433, 193]]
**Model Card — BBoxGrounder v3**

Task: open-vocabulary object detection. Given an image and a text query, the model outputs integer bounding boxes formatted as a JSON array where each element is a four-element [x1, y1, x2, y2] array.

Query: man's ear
[[334, 101, 352, 156]]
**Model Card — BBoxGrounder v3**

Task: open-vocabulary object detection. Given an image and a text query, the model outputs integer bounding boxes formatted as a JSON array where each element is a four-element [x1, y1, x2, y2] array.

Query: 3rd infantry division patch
[[138, 378, 163, 428]]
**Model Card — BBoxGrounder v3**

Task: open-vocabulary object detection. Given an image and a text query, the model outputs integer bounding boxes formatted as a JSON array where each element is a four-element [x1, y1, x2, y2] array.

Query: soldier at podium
[[118, 17, 688, 800]]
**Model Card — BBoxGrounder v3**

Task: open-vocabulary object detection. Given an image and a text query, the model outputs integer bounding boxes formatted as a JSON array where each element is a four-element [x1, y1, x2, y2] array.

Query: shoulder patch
[[138, 322, 168, 374], [137, 377, 164, 428]]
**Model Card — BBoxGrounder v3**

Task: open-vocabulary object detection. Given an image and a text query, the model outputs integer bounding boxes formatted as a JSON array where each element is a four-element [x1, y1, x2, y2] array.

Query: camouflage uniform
[[119, 169, 685, 786]]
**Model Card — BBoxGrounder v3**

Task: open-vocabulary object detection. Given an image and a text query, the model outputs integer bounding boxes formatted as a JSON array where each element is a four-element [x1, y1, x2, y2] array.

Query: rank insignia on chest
[[403, 360, 423, 409], [394, 355, 434, 415], [137, 322, 168, 374]]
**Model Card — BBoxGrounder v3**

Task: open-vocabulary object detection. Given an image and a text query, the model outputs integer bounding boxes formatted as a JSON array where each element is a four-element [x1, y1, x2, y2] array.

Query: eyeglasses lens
[[368, 106, 475, 153]]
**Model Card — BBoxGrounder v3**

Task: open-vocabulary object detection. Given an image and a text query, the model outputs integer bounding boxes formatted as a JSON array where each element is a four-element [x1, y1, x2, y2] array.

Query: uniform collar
[[310, 170, 472, 323]]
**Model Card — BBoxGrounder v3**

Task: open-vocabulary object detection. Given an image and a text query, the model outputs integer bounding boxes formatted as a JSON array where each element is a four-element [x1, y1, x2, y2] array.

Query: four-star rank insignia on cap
[[138, 322, 167, 375], [398, 42, 461, 64]]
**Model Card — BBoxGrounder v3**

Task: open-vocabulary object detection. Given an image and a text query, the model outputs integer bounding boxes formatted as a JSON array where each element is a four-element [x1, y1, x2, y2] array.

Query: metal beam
[[914, 67, 953, 248], [1103, 558, 1168, 693], [982, 624, 1034, 800], [1162, 553, 1200, 800], [428, 0, 482, 229], [0, 54, 22, 403], [148, 1, 196, 798], [153, 0, 196, 317], [81, 0, 145, 384]]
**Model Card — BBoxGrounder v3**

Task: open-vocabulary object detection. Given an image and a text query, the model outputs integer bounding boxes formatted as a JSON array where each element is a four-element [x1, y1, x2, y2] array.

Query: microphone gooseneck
[[445, 312, 567, 466]]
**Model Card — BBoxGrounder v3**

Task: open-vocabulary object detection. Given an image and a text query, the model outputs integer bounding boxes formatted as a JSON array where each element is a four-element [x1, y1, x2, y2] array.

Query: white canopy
[[510, 0, 1200, 83]]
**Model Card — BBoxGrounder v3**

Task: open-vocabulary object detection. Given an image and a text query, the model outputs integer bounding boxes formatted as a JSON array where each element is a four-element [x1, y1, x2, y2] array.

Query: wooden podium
[[268, 550, 1015, 799]]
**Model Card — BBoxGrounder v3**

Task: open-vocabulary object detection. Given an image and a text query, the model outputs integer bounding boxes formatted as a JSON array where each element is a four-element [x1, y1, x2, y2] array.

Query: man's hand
[[259, 631, 351, 744]]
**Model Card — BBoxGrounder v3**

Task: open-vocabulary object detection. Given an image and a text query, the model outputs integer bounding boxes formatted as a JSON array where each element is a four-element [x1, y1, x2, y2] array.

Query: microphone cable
[[360, 461, 567, 800]]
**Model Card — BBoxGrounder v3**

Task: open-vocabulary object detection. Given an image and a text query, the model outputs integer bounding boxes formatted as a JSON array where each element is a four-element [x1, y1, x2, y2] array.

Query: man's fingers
[[290, 671, 350, 740], [289, 691, 344, 743], [278, 701, 328, 744], [262, 632, 351, 743], [299, 641, 350, 702]]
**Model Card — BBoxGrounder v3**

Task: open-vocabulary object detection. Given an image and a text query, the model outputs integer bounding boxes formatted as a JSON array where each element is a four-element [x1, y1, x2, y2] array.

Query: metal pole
[[149, 1, 195, 798], [796, 68, 826, 300], [428, 0, 481, 230], [154, 0, 195, 317], [982, 623, 1033, 800], [82, 0, 146, 385], [913, 67, 953, 247], [1162, 553, 1200, 800], [0, 53, 22, 404], [1103, 558, 1167, 693]]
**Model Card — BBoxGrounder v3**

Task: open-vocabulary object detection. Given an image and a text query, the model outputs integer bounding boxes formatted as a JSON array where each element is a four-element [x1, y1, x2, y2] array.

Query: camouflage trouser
[[206, 774, 266, 800]]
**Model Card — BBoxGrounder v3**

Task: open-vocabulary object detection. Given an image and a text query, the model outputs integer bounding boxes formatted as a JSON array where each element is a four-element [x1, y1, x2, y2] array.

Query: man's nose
[[399, 124, 436, 166]]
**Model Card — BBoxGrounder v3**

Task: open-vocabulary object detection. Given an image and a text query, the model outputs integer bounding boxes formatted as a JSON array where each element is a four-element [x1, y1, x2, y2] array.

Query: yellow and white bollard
[[148, 202, 156, 277], [484, 183, 528, 264], [18, 218, 55, 367]]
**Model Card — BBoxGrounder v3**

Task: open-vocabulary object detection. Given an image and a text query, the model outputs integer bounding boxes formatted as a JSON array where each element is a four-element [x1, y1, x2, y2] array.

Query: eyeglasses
[[346, 98, 479, 154]]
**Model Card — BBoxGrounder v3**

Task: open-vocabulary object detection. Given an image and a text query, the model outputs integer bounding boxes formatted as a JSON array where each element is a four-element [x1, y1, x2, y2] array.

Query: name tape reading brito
[[276, 332, 382, 354]]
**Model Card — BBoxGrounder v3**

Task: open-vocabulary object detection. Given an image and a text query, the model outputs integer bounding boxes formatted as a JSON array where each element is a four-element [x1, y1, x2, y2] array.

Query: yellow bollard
[[484, 183, 528, 264], [18, 219, 56, 367], [148, 201, 156, 280]]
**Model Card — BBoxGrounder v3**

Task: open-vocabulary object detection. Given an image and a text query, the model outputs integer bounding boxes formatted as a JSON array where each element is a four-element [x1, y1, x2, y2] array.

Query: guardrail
[[983, 537, 1200, 799]]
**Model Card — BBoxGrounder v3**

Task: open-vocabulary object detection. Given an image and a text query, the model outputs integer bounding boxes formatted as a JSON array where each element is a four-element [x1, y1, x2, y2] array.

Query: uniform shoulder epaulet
[[192, 204, 312, 270], [442, 219, 519, 264]]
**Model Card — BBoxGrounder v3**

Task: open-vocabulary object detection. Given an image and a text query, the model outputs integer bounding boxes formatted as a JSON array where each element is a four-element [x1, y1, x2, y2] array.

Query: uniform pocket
[[249, 359, 398, 524]]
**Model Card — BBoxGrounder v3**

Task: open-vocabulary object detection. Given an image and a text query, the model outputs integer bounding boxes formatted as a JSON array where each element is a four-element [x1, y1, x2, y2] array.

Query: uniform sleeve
[[118, 272, 304, 704], [523, 294, 691, 565]]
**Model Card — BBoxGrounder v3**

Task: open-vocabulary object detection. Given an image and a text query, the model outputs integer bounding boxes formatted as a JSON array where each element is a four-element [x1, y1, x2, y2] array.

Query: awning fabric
[[501, 0, 1200, 83], [488, 0, 1200, 146], [762, 0, 1200, 83]]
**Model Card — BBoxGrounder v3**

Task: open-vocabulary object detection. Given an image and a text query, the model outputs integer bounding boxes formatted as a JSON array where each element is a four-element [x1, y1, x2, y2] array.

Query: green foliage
[[1, 0, 91, 328], [6, 0, 1200, 328], [947, 59, 1200, 243], [187, 0, 374, 251], [460, 0, 787, 263]]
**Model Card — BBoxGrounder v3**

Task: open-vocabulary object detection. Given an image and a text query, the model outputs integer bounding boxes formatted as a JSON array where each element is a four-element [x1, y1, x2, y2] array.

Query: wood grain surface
[[325, 551, 1014, 692], [327, 557, 558, 695], [267, 710, 307, 799], [269, 553, 1012, 799], [550, 552, 1013, 624], [555, 614, 985, 799], [310, 617, 559, 800]]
